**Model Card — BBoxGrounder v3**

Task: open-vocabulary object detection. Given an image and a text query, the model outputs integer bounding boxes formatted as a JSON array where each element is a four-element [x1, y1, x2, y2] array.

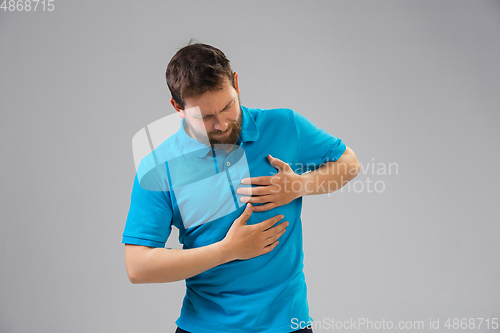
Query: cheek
[[228, 110, 239, 122]]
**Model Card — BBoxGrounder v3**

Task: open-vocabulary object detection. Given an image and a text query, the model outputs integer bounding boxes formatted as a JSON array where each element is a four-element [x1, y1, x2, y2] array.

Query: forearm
[[129, 241, 233, 284], [299, 153, 360, 196]]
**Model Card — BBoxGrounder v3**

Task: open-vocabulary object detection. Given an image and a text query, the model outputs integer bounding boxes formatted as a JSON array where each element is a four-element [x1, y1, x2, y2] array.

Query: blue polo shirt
[[122, 105, 346, 333]]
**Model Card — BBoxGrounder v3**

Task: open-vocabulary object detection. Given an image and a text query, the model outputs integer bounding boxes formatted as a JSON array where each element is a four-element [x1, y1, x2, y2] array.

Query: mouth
[[212, 128, 231, 137]]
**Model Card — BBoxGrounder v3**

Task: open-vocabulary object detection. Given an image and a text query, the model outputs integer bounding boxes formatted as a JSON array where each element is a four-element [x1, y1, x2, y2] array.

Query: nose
[[213, 116, 228, 132]]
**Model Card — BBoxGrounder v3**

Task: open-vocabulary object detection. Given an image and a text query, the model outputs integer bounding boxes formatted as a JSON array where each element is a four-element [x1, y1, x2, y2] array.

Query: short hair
[[165, 40, 235, 109]]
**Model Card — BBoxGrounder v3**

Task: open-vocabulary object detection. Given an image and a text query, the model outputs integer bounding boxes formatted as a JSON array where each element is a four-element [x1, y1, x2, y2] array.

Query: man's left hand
[[237, 155, 303, 212]]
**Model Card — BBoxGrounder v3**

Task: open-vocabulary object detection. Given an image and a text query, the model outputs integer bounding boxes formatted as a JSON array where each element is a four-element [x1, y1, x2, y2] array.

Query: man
[[122, 42, 360, 333]]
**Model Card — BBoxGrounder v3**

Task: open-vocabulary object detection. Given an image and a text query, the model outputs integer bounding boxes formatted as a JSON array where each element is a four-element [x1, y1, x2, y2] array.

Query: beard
[[207, 110, 242, 146], [184, 96, 243, 148]]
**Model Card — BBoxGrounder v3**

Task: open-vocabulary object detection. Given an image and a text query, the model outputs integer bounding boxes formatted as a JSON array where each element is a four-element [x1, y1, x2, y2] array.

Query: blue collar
[[178, 105, 259, 158]]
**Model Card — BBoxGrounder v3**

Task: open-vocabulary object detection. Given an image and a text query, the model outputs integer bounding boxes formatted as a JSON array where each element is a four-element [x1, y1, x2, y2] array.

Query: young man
[[122, 42, 360, 333]]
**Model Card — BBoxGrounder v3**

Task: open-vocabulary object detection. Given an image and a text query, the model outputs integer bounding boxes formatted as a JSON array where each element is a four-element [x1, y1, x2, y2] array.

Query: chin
[[210, 131, 239, 145]]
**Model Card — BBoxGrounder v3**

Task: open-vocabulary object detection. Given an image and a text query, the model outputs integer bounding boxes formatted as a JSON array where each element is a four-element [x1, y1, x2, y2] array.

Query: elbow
[[338, 146, 360, 180], [345, 147, 360, 179], [127, 271, 141, 284], [126, 265, 143, 284]]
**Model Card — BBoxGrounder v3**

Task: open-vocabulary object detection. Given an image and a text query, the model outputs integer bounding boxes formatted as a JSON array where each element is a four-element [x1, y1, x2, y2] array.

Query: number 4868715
[[1, 0, 55, 11]]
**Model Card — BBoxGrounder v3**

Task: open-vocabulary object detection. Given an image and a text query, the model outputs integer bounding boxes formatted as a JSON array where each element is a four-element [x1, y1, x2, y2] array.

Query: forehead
[[184, 84, 236, 116]]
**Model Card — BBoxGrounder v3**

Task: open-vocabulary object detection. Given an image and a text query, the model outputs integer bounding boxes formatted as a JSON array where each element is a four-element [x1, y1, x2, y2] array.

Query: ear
[[170, 97, 185, 118], [233, 72, 240, 95]]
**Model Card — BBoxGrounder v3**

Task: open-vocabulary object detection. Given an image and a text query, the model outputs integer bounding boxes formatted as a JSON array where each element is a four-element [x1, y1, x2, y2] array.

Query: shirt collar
[[177, 104, 259, 159], [239, 104, 259, 143]]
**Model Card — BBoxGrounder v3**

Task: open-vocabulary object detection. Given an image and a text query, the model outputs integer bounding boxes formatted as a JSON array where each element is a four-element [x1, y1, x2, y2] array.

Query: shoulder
[[243, 105, 297, 124]]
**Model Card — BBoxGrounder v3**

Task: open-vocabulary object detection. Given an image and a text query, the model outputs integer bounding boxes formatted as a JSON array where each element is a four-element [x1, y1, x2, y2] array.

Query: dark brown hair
[[166, 40, 235, 109]]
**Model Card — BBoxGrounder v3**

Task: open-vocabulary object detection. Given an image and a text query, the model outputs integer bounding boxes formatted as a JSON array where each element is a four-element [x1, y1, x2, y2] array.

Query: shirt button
[[227, 161, 231, 166]]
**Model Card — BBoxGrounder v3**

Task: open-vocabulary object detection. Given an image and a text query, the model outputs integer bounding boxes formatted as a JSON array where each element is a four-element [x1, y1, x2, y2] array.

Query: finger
[[240, 176, 273, 185], [264, 228, 286, 247], [240, 195, 273, 204], [260, 214, 284, 230], [263, 221, 288, 239], [268, 154, 289, 170], [237, 203, 253, 225], [262, 240, 279, 254], [236, 186, 271, 196], [251, 202, 277, 212]]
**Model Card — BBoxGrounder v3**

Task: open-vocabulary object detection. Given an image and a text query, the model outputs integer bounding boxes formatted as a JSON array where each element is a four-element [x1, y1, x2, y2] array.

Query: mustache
[[210, 128, 231, 135], [209, 118, 239, 136]]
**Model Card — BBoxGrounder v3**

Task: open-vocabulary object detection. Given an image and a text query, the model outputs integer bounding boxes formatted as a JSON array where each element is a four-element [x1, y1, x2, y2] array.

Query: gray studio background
[[1, 1, 499, 332]]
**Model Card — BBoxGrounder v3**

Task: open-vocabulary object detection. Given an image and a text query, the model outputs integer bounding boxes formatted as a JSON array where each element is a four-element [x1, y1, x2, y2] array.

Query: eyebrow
[[200, 98, 235, 117]]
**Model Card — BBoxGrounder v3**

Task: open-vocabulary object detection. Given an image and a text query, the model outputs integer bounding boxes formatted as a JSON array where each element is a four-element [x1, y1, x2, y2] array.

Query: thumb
[[238, 203, 253, 225]]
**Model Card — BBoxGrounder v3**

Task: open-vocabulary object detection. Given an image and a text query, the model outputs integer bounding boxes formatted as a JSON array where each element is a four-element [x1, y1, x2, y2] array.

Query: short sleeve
[[122, 173, 173, 248], [293, 110, 347, 173]]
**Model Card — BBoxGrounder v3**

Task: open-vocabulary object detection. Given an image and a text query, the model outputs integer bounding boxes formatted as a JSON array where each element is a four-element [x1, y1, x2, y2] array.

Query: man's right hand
[[221, 203, 289, 261]]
